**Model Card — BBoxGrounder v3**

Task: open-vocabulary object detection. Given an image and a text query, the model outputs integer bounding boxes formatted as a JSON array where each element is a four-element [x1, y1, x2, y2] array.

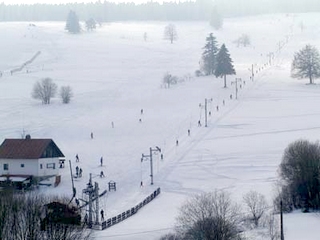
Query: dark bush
[[279, 139, 320, 211]]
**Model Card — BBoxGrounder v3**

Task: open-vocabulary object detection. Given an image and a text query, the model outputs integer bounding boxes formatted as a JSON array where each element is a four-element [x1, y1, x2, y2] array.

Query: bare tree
[[175, 191, 243, 240], [265, 213, 281, 240], [291, 45, 320, 84], [235, 34, 250, 47], [0, 192, 91, 240], [60, 86, 73, 104], [163, 72, 178, 88], [159, 233, 182, 240], [85, 18, 96, 31], [32, 77, 57, 104], [164, 24, 177, 44], [243, 190, 268, 227]]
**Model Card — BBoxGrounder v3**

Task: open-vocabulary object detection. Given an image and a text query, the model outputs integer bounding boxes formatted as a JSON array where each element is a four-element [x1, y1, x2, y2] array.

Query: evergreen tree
[[65, 10, 81, 34], [215, 44, 236, 88], [291, 44, 320, 84], [201, 33, 219, 75]]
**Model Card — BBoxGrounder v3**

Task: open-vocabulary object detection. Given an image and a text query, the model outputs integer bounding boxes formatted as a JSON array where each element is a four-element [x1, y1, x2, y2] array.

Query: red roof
[[0, 139, 65, 159]]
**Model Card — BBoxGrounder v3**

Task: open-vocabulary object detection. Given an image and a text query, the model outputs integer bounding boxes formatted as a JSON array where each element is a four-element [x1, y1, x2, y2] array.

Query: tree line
[[159, 138, 320, 240], [0, 0, 319, 22], [0, 1, 212, 22]]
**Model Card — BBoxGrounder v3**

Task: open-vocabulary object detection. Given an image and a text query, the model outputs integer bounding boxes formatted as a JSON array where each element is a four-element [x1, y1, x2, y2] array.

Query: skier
[[198, 120, 201, 127], [141, 109, 144, 114], [79, 168, 83, 177], [100, 209, 104, 221], [100, 171, 105, 178], [188, 129, 190, 136], [176, 140, 179, 146], [76, 154, 79, 162], [91, 132, 93, 139], [76, 166, 79, 177], [100, 157, 103, 166], [84, 213, 88, 224]]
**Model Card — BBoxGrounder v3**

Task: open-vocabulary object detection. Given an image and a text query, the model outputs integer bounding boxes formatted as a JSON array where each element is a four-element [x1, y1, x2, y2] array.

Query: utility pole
[[251, 64, 254, 81], [205, 99, 208, 127], [95, 182, 99, 225], [69, 160, 76, 202], [232, 78, 242, 99], [88, 174, 93, 228], [141, 146, 161, 185], [199, 98, 212, 127], [267, 52, 274, 65], [280, 200, 284, 240]]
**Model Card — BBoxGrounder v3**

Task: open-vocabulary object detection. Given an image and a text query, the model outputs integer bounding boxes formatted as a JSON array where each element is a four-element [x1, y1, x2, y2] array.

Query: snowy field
[[1, 12, 320, 239]]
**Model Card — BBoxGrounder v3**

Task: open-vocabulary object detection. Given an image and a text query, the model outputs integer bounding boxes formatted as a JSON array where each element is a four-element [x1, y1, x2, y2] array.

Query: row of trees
[[160, 190, 278, 240], [201, 33, 236, 88], [0, 1, 217, 22], [32, 78, 73, 104], [65, 10, 98, 33], [1, 0, 320, 22], [161, 138, 320, 239]]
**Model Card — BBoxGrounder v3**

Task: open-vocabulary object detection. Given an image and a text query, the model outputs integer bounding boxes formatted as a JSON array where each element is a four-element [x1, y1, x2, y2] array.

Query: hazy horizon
[[1, 0, 188, 5]]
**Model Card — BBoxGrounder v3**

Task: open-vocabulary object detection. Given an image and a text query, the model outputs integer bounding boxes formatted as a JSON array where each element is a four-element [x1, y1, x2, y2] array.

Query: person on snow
[[76, 166, 79, 177]]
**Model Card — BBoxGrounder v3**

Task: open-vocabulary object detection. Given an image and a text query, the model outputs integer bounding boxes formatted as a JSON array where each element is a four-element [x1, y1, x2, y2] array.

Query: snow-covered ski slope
[[1, 13, 320, 239]]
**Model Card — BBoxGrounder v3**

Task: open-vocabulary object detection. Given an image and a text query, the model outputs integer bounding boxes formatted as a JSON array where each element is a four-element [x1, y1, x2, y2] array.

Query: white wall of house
[[0, 158, 38, 176], [0, 158, 59, 177], [38, 158, 60, 177]]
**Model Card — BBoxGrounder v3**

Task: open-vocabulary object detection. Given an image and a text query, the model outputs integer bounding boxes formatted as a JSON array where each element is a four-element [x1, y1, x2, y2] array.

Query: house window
[[40, 164, 43, 169], [21, 164, 25, 168], [3, 164, 8, 170], [46, 163, 55, 169]]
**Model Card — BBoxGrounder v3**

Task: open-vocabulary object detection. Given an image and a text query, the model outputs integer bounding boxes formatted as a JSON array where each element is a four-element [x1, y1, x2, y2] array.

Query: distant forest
[[0, 0, 319, 22]]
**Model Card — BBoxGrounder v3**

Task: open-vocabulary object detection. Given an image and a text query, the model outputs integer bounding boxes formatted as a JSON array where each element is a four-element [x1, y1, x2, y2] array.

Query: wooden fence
[[101, 187, 161, 230], [10, 51, 41, 75]]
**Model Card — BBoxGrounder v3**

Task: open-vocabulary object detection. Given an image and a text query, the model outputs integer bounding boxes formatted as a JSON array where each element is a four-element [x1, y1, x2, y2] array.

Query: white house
[[0, 135, 65, 187]]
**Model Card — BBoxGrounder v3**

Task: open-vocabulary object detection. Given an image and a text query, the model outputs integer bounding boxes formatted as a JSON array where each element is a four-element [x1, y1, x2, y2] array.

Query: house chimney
[[25, 134, 31, 140]]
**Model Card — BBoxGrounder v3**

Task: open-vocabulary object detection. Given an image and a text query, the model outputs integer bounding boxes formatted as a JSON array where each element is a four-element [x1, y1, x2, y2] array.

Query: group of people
[[75, 165, 82, 178], [74, 154, 107, 179]]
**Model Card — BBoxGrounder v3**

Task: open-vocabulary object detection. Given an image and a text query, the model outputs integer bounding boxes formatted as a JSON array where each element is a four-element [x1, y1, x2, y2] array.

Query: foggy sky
[[2, 0, 187, 5]]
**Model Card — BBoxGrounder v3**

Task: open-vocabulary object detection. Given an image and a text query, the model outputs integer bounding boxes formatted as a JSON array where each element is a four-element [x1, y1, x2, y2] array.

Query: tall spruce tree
[[65, 10, 81, 34], [215, 44, 236, 88], [201, 33, 219, 75]]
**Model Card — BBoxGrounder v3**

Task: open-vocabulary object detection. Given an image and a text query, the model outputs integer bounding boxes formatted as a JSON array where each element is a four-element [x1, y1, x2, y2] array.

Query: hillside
[[0, 13, 320, 239]]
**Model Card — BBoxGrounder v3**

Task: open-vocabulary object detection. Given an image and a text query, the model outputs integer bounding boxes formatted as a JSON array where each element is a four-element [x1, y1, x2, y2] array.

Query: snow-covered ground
[[1, 12, 320, 239]]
